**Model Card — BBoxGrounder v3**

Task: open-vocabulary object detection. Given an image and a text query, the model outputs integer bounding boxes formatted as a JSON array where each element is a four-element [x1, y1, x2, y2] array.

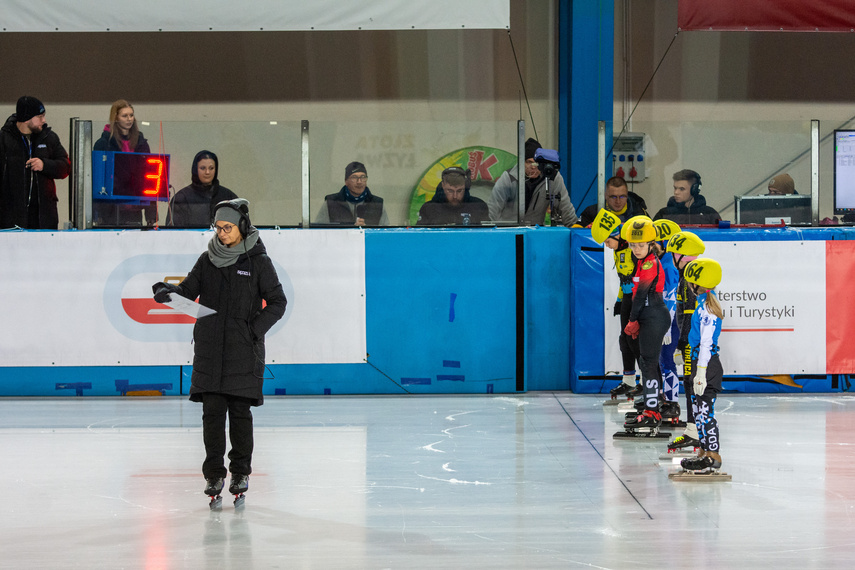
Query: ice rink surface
[[1, 393, 854, 569]]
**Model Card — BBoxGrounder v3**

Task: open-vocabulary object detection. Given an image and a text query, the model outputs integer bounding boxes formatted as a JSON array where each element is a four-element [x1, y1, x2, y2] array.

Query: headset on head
[[212, 201, 251, 238], [688, 170, 702, 197], [442, 166, 472, 190]]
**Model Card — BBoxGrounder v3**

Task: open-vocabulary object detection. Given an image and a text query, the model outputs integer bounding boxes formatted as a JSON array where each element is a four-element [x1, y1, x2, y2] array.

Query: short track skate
[[614, 410, 670, 440], [669, 452, 731, 481], [205, 477, 225, 511], [604, 383, 638, 406]]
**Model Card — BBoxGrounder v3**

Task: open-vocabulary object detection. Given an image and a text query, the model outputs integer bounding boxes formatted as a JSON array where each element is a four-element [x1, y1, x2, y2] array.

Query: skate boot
[[205, 477, 224, 510], [667, 434, 700, 454], [660, 401, 685, 427], [610, 382, 636, 401], [229, 474, 249, 508], [624, 409, 661, 430], [626, 383, 643, 400], [680, 451, 722, 473]]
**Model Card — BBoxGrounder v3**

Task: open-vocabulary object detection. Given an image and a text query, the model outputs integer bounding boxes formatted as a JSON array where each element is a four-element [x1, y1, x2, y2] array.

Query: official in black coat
[[0, 96, 71, 229], [153, 198, 287, 499]]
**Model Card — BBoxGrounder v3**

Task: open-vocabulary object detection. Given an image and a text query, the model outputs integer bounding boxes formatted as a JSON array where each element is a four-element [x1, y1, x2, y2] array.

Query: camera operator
[[487, 138, 578, 227]]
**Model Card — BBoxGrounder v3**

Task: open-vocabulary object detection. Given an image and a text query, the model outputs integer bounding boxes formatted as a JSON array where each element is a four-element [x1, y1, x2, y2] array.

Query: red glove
[[624, 320, 640, 339]]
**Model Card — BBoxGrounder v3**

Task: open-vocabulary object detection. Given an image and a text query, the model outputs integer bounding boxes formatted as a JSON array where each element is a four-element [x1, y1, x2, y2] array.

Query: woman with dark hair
[[167, 150, 238, 227], [93, 99, 150, 153]]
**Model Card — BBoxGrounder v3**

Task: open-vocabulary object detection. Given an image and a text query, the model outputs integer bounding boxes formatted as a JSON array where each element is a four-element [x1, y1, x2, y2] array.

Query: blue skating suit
[[658, 252, 680, 402]]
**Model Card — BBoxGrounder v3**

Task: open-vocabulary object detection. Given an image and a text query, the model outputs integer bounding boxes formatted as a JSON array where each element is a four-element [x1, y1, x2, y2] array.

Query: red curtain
[[679, 0, 855, 32]]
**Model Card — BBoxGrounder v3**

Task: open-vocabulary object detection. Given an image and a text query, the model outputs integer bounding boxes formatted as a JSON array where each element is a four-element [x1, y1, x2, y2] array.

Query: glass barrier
[[603, 120, 815, 226], [307, 120, 521, 227], [87, 120, 304, 228]]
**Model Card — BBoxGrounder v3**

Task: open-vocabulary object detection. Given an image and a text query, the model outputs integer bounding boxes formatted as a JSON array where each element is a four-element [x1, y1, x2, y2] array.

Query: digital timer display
[[93, 151, 171, 202]]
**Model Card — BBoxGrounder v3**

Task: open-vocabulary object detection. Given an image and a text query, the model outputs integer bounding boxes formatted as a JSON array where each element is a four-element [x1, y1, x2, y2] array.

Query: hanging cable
[[507, 29, 538, 141], [576, 30, 681, 208]]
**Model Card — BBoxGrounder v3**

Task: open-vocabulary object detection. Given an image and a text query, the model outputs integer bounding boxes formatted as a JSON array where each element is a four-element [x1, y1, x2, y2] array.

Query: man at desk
[[416, 167, 489, 226]]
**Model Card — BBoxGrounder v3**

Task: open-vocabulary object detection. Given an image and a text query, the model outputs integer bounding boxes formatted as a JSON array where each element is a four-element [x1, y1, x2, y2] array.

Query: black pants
[[690, 355, 723, 452], [202, 393, 254, 479], [637, 304, 671, 411], [619, 295, 639, 372], [681, 342, 696, 426]]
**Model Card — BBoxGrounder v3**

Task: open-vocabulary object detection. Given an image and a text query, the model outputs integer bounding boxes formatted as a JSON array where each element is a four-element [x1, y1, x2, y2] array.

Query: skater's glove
[[624, 320, 640, 339], [662, 329, 672, 346], [693, 365, 707, 395], [613, 300, 621, 317], [152, 282, 174, 304]]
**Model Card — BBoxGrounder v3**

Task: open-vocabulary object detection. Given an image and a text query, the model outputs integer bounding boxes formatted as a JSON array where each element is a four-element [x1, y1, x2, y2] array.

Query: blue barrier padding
[[524, 228, 572, 391], [0, 366, 181, 397]]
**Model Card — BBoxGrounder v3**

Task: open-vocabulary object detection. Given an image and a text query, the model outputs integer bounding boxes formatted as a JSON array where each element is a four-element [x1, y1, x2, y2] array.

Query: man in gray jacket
[[487, 138, 577, 227]]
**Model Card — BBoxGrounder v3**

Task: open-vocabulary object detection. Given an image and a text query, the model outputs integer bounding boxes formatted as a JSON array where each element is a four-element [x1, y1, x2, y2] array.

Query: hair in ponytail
[[700, 287, 724, 319]]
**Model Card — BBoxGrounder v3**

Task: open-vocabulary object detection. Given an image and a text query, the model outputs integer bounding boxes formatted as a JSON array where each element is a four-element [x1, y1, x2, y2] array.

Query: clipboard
[[163, 293, 217, 319]]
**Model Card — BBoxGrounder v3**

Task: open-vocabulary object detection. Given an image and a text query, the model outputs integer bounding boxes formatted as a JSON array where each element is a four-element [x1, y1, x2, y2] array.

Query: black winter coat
[[169, 235, 287, 406], [93, 127, 151, 153], [653, 194, 721, 225], [0, 115, 71, 229]]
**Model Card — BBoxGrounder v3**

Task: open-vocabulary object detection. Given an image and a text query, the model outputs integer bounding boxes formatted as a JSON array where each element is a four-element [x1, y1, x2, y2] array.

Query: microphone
[[356, 204, 366, 219]]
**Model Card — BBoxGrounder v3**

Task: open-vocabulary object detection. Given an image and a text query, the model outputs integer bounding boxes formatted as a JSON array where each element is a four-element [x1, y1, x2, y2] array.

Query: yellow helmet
[[684, 258, 722, 290], [653, 219, 681, 242], [667, 231, 706, 256], [591, 208, 622, 244], [621, 215, 656, 243]]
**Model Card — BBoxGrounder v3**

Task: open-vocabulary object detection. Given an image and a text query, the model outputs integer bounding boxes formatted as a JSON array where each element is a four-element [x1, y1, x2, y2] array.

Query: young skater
[[591, 208, 640, 401], [680, 258, 725, 473], [652, 219, 682, 423], [665, 231, 706, 452], [620, 217, 671, 432]]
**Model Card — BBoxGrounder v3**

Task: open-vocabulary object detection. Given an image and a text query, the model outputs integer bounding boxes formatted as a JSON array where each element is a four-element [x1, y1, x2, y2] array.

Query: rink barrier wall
[[570, 226, 855, 394], [2, 226, 853, 397], [0, 228, 570, 397]]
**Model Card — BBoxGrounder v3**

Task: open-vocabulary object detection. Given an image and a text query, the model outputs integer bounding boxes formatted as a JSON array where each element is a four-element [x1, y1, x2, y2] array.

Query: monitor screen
[[834, 130, 855, 215], [734, 195, 811, 225]]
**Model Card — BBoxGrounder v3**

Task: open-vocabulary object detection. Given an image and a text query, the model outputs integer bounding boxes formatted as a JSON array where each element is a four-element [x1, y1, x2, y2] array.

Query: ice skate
[[670, 452, 731, 481], [660, 401, 686, 428], [665, 434, 700, 456], [205, 477, 224, 510], [605, 382, 636, 406], [614, 409, 669, 439], [229, 474, 249, 508]]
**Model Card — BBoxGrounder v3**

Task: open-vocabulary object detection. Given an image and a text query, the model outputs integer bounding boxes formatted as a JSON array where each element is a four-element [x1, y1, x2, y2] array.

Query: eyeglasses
[[349, 175, 368, 182], [213, 223, 236, 234], [607, 194, 628, 201]]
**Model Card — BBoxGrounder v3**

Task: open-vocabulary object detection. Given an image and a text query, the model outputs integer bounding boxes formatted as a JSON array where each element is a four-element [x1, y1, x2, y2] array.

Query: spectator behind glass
[[167, 150, 238, 227], [314, 161, 390, 226], [487, 137, 578, 227], [578, 176, 649, 227], [416, 167, 489, 226], [93, 99, 150, 153], [767, 173, 797, 195], [653, 169, 721, 225]]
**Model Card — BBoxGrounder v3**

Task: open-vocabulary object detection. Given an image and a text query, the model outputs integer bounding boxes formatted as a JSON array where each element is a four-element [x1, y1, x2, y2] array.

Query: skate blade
[[668, 470, 732, 482], [233, 493, 246, 509], [603, 399, 620, 407], [616, 402, 636, 412], [659, 450, 698, 460], [662, 420, 687, 428], [613, 430, 670, 440], [209, 495, 223, 511]]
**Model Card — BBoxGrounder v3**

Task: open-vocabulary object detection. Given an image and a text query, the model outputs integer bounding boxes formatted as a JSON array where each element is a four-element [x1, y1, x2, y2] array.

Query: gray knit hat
[[213, 198, 250, 226]]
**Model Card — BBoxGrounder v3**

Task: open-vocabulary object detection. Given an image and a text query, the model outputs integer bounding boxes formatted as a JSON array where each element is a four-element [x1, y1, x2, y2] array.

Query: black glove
[[613, 301, 621, 317], [152, 282, 176, 304]]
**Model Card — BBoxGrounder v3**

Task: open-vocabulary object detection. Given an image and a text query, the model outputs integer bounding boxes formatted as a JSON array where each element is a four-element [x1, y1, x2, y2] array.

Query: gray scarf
[[207, 228, 259, 268]]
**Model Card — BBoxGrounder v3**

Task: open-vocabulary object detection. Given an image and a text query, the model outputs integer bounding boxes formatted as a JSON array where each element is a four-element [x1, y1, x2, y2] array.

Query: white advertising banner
[[0, 230, 366, 366], [3, 0, 510, 32], [604, 240, 826, 376]]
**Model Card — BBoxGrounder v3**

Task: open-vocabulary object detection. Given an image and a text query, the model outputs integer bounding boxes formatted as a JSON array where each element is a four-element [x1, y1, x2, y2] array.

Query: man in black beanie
[[0, 96, 71, 229], [314, 161, 390, 226], [487, 137, 577, 226]]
